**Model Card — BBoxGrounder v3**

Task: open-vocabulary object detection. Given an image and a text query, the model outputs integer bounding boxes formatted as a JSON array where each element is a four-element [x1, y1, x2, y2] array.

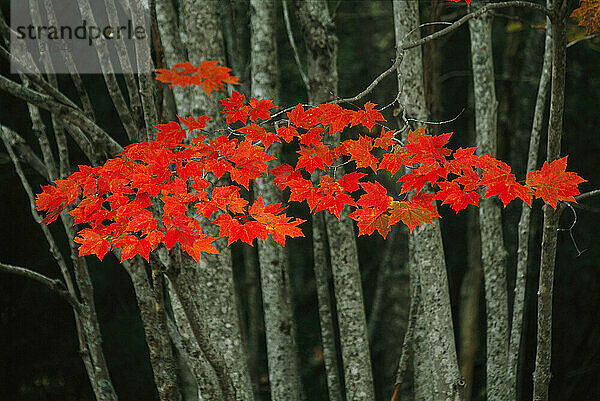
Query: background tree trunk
[[250, 1, 303, 400], [393, 1, 463, 399], [468, 3, 510, 399]]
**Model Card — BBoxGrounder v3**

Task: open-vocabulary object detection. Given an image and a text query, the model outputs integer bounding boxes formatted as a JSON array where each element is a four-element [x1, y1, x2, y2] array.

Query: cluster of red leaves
[[571, 0, 600, 34], [155, 61, 239, 95], [35, 62, 586, 265]]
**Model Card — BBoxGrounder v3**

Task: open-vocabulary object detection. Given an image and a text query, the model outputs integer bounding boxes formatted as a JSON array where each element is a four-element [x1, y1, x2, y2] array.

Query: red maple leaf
[[435, 181, 479, 212], [350, 101, 384, 131], [74, 228, 111, 260], [348, 206, 391, 238], [526, 157, 586, 208]]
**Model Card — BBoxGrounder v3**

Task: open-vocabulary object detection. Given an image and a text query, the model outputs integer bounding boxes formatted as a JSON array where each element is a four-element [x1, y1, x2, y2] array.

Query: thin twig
[[407, 107, 465, 125], [574, 189, 600, 202], [567, 32, 600, 48], [404, 2, 553, 50], [282, 0, 309, 91]]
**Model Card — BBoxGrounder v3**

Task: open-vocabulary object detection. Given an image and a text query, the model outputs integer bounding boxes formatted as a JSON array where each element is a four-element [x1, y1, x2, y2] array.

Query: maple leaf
[[287, 177, 321, 212], [74, 228, 110, 260], [214, 214, 267, 245], [481, 173, 532, 207], [114, 235, 153, 262], [348, 207, 391, 238], [373, 127, 396, 149], [270, 164, 303, 190], [357, 181, 392, 209], [277, 125, 299, 142], [571, 0, 600, 34], [196, 185, 248, 218], [435, 181, 479, 212], [345, 135, 379, 172], [388, 198, 438, 233], [181, 236, 219, 264], [248, 98, 277, 121], [296, 144, 334, 174], [405, 128, 452, 164], [350, 101, 384, 131], [153, 121, 187, 143], [248, 196, 305, 245], [399, 162, 448, 194], [526, 157, 586, 208], [178, 115, 210, 132], [299, 127, 325, 147], [287, 104, 321, 129], [237, 124, 280, 149], [317, 103, 353, 134]]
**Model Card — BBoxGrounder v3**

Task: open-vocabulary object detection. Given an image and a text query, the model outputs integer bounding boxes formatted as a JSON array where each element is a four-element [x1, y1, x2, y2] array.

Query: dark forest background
[[1, 1, 599, 400]]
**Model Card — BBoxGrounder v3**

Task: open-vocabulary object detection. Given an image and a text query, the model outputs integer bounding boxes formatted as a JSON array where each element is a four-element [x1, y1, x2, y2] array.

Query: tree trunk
[[295, 1, 376, 400], [393, 1, 463, 399], [468, 3, 510, 400], [250, 1, 303, 400], [508, 12, 552, 401], [533, 1, 568, 399]]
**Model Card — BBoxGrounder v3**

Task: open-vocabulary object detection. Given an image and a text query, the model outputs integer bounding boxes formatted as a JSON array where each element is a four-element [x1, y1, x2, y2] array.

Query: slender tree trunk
[[165, 3, 255, 400], [459, 210, 482, 401], [393, 1, 463, 400], [123, 258, 182, 401], [468, 3, 510, 400], [533, 2, 568, 400], [508, 13, 553, 401], [250, 1, 303, 400], [312, 213, 344, 401], [295, 1, 376, 400]]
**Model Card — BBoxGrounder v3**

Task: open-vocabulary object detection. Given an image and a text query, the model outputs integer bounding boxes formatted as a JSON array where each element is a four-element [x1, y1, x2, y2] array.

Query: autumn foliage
[[34, 61, 586, 264]]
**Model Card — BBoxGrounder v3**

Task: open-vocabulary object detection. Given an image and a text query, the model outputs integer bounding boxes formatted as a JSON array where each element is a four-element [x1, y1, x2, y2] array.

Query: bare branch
[[574, 189, 600, 202], [0, 262, 81, 313], [282, 0, 309, 91], [0, 74, 123, 156], [403, 2, 553, 51]]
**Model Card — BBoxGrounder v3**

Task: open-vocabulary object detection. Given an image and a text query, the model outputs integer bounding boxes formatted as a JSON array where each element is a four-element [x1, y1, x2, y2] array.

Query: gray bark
[[508, 14, 552, 401], [163, 3, 255, 400], [533, 1, 568, 400], [250, 1, 303, 400], [468, 3, 510, 400], [394, 1, 463, 400], [123, 258, 182, 401], [312, 213, 343, 401], [295, 1, 376, 400], [459, 210, 482, 401]]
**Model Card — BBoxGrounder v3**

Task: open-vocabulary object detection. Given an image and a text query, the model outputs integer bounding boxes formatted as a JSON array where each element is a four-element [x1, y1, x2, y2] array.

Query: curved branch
[[404, 2, 553, 50], [0, 262, 81, 313], [335, 1, 551, 106]]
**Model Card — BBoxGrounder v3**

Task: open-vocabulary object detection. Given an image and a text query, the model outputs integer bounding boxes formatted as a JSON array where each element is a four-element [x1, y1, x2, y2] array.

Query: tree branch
[[0, 74, 123, 156], [282, 0, 309, 91], [0, 262, 81, 313], [404, 2, 553, 50]]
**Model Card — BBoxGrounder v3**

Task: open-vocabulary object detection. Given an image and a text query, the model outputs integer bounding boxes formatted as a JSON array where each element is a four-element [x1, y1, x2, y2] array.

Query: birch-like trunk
[[533, 1, 568, 399], [295, 1, 375, 400], [250, 1, 303, 400], [157, 2, 255, 399], [508, 11, 552, 400], [468, 3, 510, 399], [393, 1, 463, 400]]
